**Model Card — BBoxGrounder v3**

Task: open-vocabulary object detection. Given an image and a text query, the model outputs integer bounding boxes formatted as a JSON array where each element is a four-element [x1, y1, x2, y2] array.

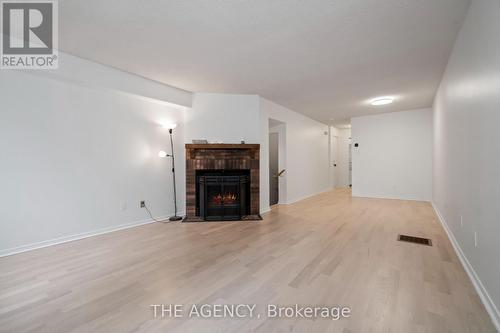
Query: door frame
[[269, 132, 279, 206], [268, 118, 287, 206]]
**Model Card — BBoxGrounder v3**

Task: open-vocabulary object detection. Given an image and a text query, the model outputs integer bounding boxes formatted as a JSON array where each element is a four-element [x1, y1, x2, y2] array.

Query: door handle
[[278, 169, 286, 177]]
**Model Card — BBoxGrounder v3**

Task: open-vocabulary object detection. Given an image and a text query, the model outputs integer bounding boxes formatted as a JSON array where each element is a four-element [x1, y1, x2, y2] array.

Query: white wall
[[184, 93, 260, 144], [351, 108, 433, 201], [0, 53, 189, 255], [260, 98, 330, 211], [0, 77, 330, 254], [183, 94, 330, 213], [433, 0, 500, 327]]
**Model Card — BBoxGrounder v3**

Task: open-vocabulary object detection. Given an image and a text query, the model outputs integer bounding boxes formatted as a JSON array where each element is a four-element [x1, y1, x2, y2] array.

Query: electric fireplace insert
[[196, 170, 250, 221]]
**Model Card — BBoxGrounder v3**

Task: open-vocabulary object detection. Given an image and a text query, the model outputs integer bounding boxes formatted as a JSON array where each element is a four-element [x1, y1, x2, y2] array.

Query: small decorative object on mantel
[[192, 139, 208, 144], [241, 140, 245, 144]]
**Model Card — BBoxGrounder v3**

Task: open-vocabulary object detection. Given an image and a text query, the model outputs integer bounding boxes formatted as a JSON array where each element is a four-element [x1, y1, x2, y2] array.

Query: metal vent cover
[[398, 234, 432, 246]]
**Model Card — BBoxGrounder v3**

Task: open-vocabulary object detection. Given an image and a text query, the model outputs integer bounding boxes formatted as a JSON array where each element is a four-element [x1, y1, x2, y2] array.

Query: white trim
[[285, 188, 331, 205], [432, 203, 500, 331], [260, 207, 271, 215], [0, 211, 185, 258], [352, 193, 431, 202]]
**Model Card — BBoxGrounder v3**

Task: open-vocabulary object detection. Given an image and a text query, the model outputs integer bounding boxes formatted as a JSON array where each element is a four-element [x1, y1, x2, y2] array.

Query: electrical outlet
[[474, 231, 478, 248], [460, 215, 463, 228], [140, 201, 145, 208]]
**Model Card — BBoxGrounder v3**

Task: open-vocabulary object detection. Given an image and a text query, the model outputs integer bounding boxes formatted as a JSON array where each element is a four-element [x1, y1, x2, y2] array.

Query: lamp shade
[[162, 123, 177, 130]]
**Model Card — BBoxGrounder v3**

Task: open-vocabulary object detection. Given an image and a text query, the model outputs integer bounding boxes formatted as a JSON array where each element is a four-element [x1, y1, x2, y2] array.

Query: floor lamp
[[159, 123, 183, 221]]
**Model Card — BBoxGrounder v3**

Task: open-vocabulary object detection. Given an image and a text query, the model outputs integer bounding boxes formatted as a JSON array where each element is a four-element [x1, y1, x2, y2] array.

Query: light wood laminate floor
[[0, 189, 496, 332]]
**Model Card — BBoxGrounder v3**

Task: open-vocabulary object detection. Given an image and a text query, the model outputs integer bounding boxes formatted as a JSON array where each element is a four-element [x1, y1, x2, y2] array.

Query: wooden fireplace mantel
[[185, 143, 260, 149]]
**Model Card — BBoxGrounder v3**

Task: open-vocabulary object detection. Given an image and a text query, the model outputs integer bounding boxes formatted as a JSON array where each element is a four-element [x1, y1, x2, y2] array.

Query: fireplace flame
[[213, 193, 237, 205]]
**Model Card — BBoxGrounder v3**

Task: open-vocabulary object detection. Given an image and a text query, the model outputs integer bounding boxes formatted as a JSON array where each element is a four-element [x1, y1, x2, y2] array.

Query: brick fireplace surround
[[184, 144, 261, 222]]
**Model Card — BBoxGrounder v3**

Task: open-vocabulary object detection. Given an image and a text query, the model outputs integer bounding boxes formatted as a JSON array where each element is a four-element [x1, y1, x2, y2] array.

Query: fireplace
[[185, 144, 261, 222], [197, 170, 250, 221]]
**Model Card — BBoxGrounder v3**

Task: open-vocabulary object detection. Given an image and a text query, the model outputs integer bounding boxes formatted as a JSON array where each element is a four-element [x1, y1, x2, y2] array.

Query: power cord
[[143, 203, 176, 223]]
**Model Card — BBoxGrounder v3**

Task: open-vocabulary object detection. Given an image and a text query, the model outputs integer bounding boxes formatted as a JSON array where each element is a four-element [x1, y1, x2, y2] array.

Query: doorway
[[330, 134, 338, 188], [337, 136, 352, 187], [269, 119, 286, 206], [330, 127, 352, 188], [269, 132, 279, 205]]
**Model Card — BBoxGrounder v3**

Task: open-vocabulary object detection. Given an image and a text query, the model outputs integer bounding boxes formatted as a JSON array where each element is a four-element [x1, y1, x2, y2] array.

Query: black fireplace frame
[[196, 170, 250, 221]]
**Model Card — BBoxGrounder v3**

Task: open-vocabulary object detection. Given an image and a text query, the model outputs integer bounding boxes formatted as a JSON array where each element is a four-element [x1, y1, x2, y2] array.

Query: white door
[[330, 135, 338, 188], [337, 137, 351, 188]]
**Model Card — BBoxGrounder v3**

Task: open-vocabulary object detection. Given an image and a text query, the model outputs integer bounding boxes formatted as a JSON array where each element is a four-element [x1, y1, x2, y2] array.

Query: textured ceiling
[[59, 0, 470, 125]]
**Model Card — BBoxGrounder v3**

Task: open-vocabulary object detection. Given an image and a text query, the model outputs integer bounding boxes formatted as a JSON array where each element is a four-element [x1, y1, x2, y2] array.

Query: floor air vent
[[398, 234, 432, 246]]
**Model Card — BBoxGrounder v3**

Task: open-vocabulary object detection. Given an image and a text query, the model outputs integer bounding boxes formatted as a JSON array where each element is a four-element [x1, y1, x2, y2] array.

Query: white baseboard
[[432, 203, 500, 331], [352, 192, 431, 202], [260, 207, 271, 215], [285, 188, 331, 205], [0, 211, 184, 258], [261, 188, 332, 214]]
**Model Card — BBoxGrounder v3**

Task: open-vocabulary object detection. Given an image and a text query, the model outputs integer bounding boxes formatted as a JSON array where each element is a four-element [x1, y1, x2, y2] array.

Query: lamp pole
[[168, 128, 182, 221]]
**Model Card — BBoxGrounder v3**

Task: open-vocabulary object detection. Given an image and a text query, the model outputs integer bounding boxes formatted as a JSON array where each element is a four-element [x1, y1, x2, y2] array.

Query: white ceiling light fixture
[[370, 97, 394, 106]]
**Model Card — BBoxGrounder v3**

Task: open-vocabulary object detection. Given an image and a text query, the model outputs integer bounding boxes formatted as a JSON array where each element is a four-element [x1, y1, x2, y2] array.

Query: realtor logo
[[1, 0, 58, 69]]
